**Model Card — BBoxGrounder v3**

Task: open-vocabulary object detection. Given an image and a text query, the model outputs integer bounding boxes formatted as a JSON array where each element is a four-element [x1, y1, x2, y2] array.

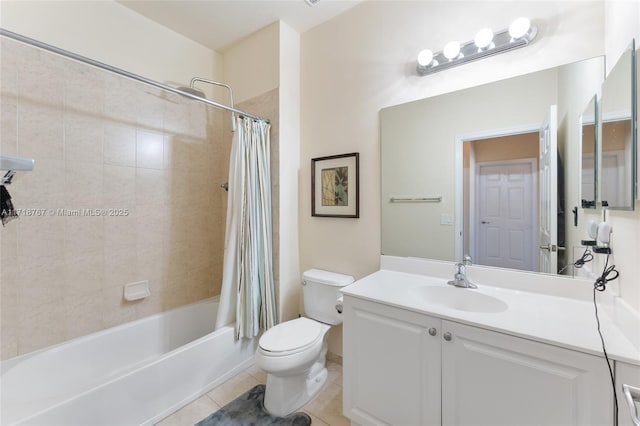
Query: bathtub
[[1, 297, 258, 425]]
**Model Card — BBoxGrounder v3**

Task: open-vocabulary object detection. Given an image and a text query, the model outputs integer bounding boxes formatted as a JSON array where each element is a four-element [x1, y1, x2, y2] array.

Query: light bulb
[[474, 28, 494, 49], [509, 17, 531, 39], [417, 49, 434, 67], [443, 41, 461, 60]]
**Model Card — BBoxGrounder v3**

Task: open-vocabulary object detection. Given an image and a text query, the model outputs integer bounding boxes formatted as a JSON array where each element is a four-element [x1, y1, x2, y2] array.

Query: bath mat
[[195, 384, 311, 426]]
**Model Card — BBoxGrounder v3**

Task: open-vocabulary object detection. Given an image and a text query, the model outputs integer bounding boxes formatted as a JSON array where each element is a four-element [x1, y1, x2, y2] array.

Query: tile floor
[[156, 361, 349, 426]]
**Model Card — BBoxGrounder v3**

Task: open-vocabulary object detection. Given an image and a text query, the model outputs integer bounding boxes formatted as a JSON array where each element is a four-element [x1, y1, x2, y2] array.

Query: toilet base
[[263, 348, 329, 417]]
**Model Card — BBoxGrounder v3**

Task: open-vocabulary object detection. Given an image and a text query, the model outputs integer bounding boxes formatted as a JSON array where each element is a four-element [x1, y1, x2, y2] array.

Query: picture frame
[[311, 152, 359, 218]]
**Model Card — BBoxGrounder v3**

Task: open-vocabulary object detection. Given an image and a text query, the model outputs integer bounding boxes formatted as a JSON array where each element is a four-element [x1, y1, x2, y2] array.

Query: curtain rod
[[0, 28, 270, 124]]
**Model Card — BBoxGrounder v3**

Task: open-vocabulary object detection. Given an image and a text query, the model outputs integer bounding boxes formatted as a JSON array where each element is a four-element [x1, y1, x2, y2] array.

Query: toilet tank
[[302, 269, 354, 325]]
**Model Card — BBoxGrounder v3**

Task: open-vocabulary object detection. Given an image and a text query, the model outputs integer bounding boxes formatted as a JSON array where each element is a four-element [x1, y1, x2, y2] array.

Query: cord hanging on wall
[[416, 17, 538, 76]]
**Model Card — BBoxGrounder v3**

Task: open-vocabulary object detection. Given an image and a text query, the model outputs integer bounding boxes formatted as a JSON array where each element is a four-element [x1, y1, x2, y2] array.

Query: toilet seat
[[259, 318, 323, 357]]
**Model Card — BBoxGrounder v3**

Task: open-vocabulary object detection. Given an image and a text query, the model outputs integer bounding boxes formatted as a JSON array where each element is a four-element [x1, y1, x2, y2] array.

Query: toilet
[[255, 268, 354, 417]]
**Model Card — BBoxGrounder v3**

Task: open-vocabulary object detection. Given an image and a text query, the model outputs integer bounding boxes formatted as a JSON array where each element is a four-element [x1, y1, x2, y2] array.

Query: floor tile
[[303, 381, 350, 426], [157, 360, 349, 425], [246, 363, 268, 383], [205, 371, 261, 407], [155, 394, 219, 426]]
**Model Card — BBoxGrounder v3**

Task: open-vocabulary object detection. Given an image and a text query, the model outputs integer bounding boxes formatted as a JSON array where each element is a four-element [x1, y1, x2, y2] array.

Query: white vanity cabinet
[[343, 297, 613, 426], [617, 362, 640, 426]]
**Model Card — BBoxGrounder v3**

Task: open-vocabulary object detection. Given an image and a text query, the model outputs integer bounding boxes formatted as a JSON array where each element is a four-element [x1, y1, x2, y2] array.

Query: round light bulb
[[417, 49, 434, 67], [474, 28, 494, 49], [443, 41, 461, 60], [509, 17, 531, 39]]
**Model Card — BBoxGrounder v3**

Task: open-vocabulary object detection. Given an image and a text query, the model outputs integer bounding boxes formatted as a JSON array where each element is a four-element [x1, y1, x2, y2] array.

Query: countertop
[[341, 266, 640, 366]]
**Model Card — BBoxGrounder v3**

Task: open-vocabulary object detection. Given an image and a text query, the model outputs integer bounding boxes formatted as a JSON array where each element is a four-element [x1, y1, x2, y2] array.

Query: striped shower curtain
[[216, 116, 277, 339]]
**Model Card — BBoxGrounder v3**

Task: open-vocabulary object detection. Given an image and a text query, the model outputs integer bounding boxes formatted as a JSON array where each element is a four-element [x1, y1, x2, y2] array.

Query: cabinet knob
[[443, 332, 452, 342], [428, 327, 437, 336]]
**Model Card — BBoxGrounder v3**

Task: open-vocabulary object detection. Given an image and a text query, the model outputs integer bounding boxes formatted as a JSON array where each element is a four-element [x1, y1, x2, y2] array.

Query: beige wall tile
[[103, 209, 137, 251], [103, 76, 140, 125], [64, 62, 105, 117], [101, 285, 138, 329], [135, 168, 169, 205], [63, 249, 104, 297], [104, 244, 137, 288], [10, 159, 66, 209], [64, 114, 104, 164], [2, 40, 236, 358], [17, 215, 65, 261], [103, 164, 136, 207], [136, 87, 164, 131], [17, 300, 66, 354], [1, 101, 18, 155], [104, 124, 136, 167], [65, 160, 104, 207], [17, 103, 64, 161], [0, 40, 19, 101], [165, 240, 191, 284], [16, 254, 65, 311], [17, 50, 65, 109], [1, 264, 19, 361], [136, 129, 164, 170], [64, 215, 104, 257], [163, 96, 191, 136], [135, 204, 169, 246], [63, 291, 107, 340], [136, 242, 165, 284]]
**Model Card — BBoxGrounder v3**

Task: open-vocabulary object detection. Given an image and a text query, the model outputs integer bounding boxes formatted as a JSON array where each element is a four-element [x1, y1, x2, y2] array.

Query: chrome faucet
[[447, 261, 477, 289]]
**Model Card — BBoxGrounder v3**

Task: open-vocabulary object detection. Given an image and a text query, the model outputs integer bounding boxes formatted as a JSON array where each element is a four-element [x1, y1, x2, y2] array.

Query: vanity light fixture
[[417, 17, 538, 76]]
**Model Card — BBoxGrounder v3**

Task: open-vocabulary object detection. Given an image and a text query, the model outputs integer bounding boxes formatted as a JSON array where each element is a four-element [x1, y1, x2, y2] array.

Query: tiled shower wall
[[0, 39, 230, 359]]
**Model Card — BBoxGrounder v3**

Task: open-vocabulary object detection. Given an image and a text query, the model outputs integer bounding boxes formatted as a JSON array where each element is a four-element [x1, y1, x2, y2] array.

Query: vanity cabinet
[[343, 297, 613, 426], [616, 362, 640, 426]]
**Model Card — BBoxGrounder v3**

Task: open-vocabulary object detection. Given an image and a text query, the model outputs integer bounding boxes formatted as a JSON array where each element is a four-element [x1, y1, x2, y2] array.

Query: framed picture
[[311, 152, 359, 218]]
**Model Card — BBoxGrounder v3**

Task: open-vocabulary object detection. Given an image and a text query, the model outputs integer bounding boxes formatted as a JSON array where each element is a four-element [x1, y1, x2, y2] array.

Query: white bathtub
[[1, 297, 258, 425]]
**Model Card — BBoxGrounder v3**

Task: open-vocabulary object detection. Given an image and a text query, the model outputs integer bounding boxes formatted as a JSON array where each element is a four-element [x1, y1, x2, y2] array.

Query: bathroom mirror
[[599, 40, 636, 210], [580, 95, 597, 209], [381, 56, 604, 276]]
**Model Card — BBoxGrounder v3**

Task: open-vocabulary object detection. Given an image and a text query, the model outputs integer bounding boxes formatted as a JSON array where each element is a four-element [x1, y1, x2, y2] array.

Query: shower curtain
[[216, 117, 277, 339]]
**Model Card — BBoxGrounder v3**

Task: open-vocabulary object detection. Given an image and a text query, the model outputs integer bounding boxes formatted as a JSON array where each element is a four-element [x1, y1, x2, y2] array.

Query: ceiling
[[117, 0, 363, 52]]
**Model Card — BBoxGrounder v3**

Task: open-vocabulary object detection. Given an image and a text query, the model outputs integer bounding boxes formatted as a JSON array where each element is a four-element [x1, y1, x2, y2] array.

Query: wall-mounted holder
[[123, 280, 150, 302], [594, 246, 612, 254], [1, 154, 35, 184]]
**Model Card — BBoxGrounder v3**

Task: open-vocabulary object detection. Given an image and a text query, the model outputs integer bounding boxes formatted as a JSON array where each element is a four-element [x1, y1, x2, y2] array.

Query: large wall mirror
[[580, 96, 597, 209], [599, 39, 637, 210], [381, 56, 604, 276]]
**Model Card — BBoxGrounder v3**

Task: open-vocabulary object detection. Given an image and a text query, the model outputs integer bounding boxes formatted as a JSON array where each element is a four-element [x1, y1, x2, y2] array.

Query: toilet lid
[[259, 317, 323, 354]]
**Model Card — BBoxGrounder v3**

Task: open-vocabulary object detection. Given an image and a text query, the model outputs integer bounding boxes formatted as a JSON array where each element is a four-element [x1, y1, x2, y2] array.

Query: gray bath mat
[[195, 384, 312, 426]]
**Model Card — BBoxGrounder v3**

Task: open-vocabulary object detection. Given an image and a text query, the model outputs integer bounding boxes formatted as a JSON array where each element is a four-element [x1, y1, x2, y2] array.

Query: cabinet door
[[343, 298, 441, 426], [442, 321, 612, 426], [617, 361, 640, 426]]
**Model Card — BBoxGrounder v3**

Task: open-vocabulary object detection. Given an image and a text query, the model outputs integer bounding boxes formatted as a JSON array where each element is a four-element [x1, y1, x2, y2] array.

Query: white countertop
[[341, 260, 640, 366]]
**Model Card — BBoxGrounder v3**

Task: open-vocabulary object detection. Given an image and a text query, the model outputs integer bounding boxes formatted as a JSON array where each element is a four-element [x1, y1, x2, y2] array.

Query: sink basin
[[410, 286, 508, 313]]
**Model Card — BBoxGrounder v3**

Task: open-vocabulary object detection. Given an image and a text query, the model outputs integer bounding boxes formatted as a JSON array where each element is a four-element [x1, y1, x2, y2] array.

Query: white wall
[[301, 1, 607, 356], [603, 0, 640, 311], [300, 0, 605, 283], [0, 1, 221, 90], [277, 22, 301, 322], [222, 22, 280, 104]]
